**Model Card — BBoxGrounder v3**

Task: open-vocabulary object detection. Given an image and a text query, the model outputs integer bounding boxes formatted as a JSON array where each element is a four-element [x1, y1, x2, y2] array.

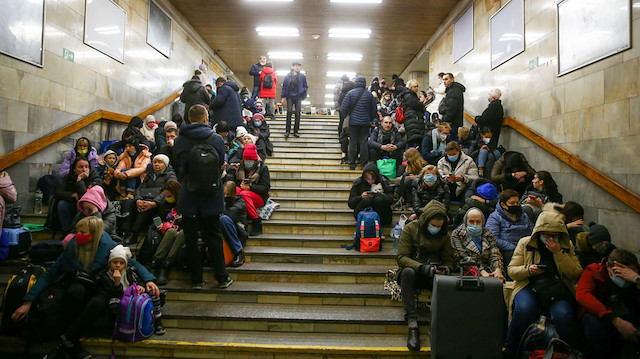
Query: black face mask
[[505, 205, 521, 215]]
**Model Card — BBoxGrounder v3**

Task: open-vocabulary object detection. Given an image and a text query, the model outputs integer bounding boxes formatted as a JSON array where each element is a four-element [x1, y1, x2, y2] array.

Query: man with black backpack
[[174, 104, 233, 290]]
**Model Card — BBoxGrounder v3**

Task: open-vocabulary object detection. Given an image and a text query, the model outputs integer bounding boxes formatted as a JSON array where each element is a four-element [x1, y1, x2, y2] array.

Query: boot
[[156, 262, 168, 286], [250, 218, 262, 236], [407, 327, 420, 351]]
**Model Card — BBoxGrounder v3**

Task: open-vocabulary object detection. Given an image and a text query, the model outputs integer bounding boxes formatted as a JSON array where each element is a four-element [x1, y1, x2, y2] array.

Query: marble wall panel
[[598, 209, 640, 252], [0, 97, 8, 130], [7, 100, 29, 132], [72, 65, 98, 93], [604, 99, 631, 138], [27, 105, 54, 135], [631, 96, 640, 135], [0, 65, 20, 101], [19, 73, 52, 107], [604, 60, 639, 102]]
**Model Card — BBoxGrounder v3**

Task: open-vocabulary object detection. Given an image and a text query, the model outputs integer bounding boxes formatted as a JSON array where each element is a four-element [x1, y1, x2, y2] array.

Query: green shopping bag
[[376, 158, 397, 178]]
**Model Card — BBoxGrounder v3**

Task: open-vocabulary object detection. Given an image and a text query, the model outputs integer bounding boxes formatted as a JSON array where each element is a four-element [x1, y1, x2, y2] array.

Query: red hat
[[243, 144, 259, 160]]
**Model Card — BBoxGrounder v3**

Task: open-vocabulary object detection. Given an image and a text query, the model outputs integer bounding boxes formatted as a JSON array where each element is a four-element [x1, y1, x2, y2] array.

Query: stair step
[[270, 128, 337, 135], [269, 173, 353, 185], [263, 220, 391, 236], [269, 137, 341, 144], [271, 152, 342, 160], [271, 141, 341, 148], [244, 246, 396, 265], [224, 262, 391, 284], [267, 163, 351, 170], [248, 233, 356, 247], [272, 146, 342, 153], [270, 169, 359, 180], [271, 196, 351, 209], [270, 187, 349, 199], [269, 207, 410, 222]]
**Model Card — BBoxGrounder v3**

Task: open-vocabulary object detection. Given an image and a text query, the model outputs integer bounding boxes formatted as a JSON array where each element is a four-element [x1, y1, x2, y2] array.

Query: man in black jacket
[[210, 77, 244, 129], [180, 76, 210, 123], [249, 56, 266, 100], [475, 88, 504, 148], [440, 73, 466, 141]]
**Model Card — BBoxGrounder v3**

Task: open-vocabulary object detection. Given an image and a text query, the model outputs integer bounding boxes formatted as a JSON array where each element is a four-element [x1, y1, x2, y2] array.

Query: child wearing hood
[[59, 137, 99, 178], [96, 150, 119, 200], [96, 244, 166, 335], [66, 186, 118, 245], [141, 115, 158, 144]]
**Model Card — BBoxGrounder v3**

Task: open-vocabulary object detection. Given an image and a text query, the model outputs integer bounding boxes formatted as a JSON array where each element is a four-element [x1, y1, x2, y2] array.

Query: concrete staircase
[[0, 115, 431, 358]]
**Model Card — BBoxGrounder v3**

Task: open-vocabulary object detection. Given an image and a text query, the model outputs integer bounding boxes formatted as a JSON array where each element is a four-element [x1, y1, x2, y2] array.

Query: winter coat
[[224, 195, 247, 226], [397, 200, 455, 271], [71, 186, 116, 236], [475, 99, 504, 148], [180, 79, 210, 123], [507, 212, 582, 317], [391, 77, 406, 97], [333, 79, 344, 109], [339, 81, 355, 108], [426, 82, 446, 117], [576, 258, 640, 323], [398, 88, 426, 143], [436, 151, 479, 196], [0, 173, 17, 233], [106, 127, 152, 154], [247, 119, 273, 157], [56, 169, 102, 203], [347, 163, 394, 210], [451, 211, 502, 273], [59, 137, 99, 178], [156, 144, 177, 172], [440, 82, 466, 127], [485, 203, 533, 251], [140, 117, 157, 144], [421, 129, 453, 164], [134, 165, 177, 205], [341, 77, 377, 127], [96, 262, 155, 302], [259, 66, 277, 99], [454, 178, 499, 225], [210, 81, 244, 129], [368, 126, 405, 151], [154, 122, 167, 148], [520, 187, 563, 206], [412, 178, 450, 216], [234, 161, 271, 202], [281, 71, 308, 100], [491, 151, 536, 195], [115, 145, 152, 180], [249, 62, 265, 88], [174, 123, 226, 217], [24, 232, 153, 301]]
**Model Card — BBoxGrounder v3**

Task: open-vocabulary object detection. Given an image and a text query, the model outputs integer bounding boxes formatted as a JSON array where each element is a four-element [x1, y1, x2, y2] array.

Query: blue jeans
[[219, 215, 244, 254], [477, 148, 502, 167], [251, 85, 261, 100], [58, 200, 74, 232], [504, 286, 576, 354]]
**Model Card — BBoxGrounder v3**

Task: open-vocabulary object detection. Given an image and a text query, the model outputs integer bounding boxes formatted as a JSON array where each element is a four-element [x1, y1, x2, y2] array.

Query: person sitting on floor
[[491, 151, 536, 197], [368, 116, 405, 169], [436, 141, 479, 203], [347, 163, 395, 226], [114, 138, 151, 199], [59, 137, 99, 178], [410, 165, 450, 221]]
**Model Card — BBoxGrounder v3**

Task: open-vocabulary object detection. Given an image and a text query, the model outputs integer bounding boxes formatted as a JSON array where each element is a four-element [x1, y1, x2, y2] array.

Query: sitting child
[[96, 150, 119, 200], [59, 137, 99, 178], [96, 244, 165, 335]]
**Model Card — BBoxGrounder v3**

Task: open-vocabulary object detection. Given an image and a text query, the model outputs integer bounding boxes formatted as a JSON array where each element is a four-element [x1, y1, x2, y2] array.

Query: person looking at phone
[[503, 211, 583, 357], [520, 171, 563, 224], [576, 248, 640, 359], [348, 163, 395, 225], [436, 141, 479, 203]]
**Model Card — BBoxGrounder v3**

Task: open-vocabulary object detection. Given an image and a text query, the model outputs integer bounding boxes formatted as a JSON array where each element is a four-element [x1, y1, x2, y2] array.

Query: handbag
[[376, 158, 397, 178], [343, 88, 367, 133], [529, 274, 573, 309]]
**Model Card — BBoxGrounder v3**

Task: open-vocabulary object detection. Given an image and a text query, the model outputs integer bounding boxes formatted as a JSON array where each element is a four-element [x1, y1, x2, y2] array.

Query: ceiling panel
[[168, 0, 459, 107]]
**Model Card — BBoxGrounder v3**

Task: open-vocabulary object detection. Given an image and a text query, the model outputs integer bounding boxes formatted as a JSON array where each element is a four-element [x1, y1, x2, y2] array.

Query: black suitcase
[[431, 270, 505, 359]]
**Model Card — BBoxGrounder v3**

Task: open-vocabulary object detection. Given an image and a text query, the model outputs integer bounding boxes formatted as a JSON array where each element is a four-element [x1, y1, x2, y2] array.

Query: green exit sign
[[63, 48, 74, 62], [528, 56, 539, 71]]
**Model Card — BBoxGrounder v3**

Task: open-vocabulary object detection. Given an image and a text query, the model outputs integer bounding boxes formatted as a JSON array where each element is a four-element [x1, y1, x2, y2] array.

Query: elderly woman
[[12, 217, 158, 359], [503, 211, 583, 356], [397, 200, 454, 351], [451, 207, 503, 280]]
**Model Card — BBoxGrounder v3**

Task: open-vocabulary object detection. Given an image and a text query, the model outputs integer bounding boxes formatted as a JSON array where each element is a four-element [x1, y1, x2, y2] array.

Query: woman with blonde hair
[[410, 165, 450, 220], [394, 148, 425, 209]]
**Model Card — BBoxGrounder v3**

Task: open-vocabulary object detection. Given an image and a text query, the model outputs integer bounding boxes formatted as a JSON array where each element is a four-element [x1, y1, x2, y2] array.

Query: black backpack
[[186, 134, 220, 194], [0, 264, 46, 336], [3, 205, 21, 229], [263, 73, 273, 89]]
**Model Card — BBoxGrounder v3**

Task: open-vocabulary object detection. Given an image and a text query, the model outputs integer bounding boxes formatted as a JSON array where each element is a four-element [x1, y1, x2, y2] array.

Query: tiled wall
[[0, 0, 230, 211], [427, 0, 640, 251]]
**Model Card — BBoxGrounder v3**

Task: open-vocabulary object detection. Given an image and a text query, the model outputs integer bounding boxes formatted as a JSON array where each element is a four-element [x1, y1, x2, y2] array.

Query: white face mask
[[482, 137, 491, 144]]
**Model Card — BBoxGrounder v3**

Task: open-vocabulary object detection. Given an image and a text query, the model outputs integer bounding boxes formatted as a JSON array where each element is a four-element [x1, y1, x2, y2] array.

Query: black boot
[[284, 131, 290, 138], [250, 218, 262, 236], [407, 327, 420, 351], [156, 262, 168, 286]]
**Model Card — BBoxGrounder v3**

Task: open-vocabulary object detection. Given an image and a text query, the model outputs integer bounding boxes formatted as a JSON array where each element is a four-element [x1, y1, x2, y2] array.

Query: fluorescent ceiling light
[[276, 69, 306, 76], [268, 51, 303, 59], [247, 0, 293, 2], [331, 0, 381, 3], [256, 26, 299, 37], [325, 101, 335, 106], [327, 52, 363, 61], [326, 71, 356, 78], [301, 101, 311, 105], [328, 28, 371, 39], [325, 94, 334, 99], [325, 84, 335, 89]]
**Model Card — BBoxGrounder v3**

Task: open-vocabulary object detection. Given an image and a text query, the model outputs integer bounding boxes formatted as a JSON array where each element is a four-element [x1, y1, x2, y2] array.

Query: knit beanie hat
[[477, 183, 499, 200], [129, 116, 144, 128], [243, 144, 259, 160], [109, 244, 132, 264], [587, 223, 611, 246], [252, 113, 264, 121], [164, 121, 177, 130], [236, 126, 249, 139], [153, 154, 170, 168]]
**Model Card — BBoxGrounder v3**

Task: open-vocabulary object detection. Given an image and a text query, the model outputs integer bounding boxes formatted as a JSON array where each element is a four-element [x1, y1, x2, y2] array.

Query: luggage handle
[[456, 262, 484, 291]]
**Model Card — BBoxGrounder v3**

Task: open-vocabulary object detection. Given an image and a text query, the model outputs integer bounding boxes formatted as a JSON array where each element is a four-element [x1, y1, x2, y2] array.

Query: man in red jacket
[[576, 248, 640, 359], [259, 61, 277, 119]]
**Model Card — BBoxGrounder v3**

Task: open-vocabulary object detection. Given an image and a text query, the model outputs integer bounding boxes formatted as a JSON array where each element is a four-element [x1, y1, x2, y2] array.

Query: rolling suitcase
[[431, 268, 505, 359]]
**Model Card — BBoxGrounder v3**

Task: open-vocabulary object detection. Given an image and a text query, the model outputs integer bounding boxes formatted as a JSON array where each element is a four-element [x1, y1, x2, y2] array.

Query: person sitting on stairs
[[233, 143, 270, 236], [348, 163, 395, 226], [222, 181, 248, 267], [150, 179, 184, 286]]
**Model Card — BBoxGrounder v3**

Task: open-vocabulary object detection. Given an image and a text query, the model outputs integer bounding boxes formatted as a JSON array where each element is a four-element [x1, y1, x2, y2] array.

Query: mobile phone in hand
[[153, 216, 162, 227], [536, 264, 548, 269]]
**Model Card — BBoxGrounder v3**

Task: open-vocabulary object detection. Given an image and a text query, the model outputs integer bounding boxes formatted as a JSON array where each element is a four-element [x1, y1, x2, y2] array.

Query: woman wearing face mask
[[485, 189, 533, 275], [468, 127, 502, 177], [59, 137, 99, 178], [151, 179, 184, 285], [410, 165, 450, 221], [69, 185, 118, 242], [380, 90, 394, 116], [420, 123, 452, 165], [235, 144, 270, 236], [504, 211, 582, 357], [141, 115, 158, 144], [394, 148, 425, 209], [436, 141, 479, 202], [396, 200, 454, 351], [451, 207, 504, 281], [247, 113, 273, 159], [55, 157, 102, 233]]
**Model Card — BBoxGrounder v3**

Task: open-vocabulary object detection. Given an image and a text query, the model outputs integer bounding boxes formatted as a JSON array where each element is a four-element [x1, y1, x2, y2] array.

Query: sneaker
[[349, 164, 356, 170], [69, 343, 92, 359], [341, 157, 348, 164], [43, 343, 67, 359], [294, 132, 300, 138], [154, 321, 166, 335], [218, 277, 233, 289], [231, 253, 245, 267], [393, 199, 404, 210], [284, 132, 290, 138], [191, 281, 205, 290]]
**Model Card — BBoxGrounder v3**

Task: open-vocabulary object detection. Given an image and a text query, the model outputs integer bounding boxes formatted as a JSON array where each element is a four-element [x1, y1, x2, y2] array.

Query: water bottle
[[34, 189, 43, 214], [391, 222, 402, 252]]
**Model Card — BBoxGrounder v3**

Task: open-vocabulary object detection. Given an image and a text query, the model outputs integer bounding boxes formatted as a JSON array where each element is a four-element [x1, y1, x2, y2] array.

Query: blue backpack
[[344, 208, 382, 252]]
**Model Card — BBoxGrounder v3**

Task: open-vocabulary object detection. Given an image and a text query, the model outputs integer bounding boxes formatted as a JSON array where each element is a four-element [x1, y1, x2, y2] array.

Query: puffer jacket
[[115, 144, 152, 181], [210, 81, 244, 129], [485, 203, 533, 251], [341, 77, 377, 127], [71, 185, 116, 236], [347, 163, 394, 210], [135, 165, 177, 204], [412, 177, 450, 217], [397, 200, 454, 271], [451, 209, 502, 273], [0, 172, 17, 233], [507, 212, 582, 318], [56, 169, 102, 203], [234, 161, 271, 203], [398, 88, 426, 143], [259, 66, 277, 99], [59, 137, 99, 178], [180, 79, 210, 123], [441, 82, 466, 127], [436, 151, 479, 196]]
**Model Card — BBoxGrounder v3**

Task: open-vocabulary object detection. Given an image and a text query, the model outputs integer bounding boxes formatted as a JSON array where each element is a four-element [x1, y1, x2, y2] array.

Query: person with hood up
[[69, 185, 117, 242], [368, 116, 405, 169], [451, 207, 504, 280], [491, 151, 536, 197], [56, 157, 103, 233], [234, 144, 270, 236], [59, 137, 99, 178], [436, 141, 479, 202], [575, 222, 616, 268], [338, 77, 356, 135], [341, 76, 378, 170], [0, 171, 17, 234], [114, 138, 151, 199], [247, 113, 273, 158], [334, 75, 349, 115], [280, 61, 308, 138], [397, 80, 426, 148], [576, 248, 640, 359], [210, 77, 244, 129], [504, 211, 582, 357], [410, 165, 450, 220], [396, 200, 454, 351], [141, 115, 158, 144], [347, 163, 395, 225], [259, 61, 277, 119], [249, 55, 267, 100], [439, 73, 466, 141], [180, 75, 210, 123]]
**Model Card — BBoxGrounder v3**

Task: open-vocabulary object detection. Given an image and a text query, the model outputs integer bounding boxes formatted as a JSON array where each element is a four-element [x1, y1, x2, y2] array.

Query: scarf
[[431, 130, 446, 153], [378, 127, 396, 145]]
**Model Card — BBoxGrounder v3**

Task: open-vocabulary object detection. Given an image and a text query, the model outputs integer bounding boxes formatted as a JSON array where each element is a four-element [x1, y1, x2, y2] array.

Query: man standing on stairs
[[249, 55, 267, 101], [280, 61, 308, 138], [174, 104, 233, 290], [342, 76, 377, 170]]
